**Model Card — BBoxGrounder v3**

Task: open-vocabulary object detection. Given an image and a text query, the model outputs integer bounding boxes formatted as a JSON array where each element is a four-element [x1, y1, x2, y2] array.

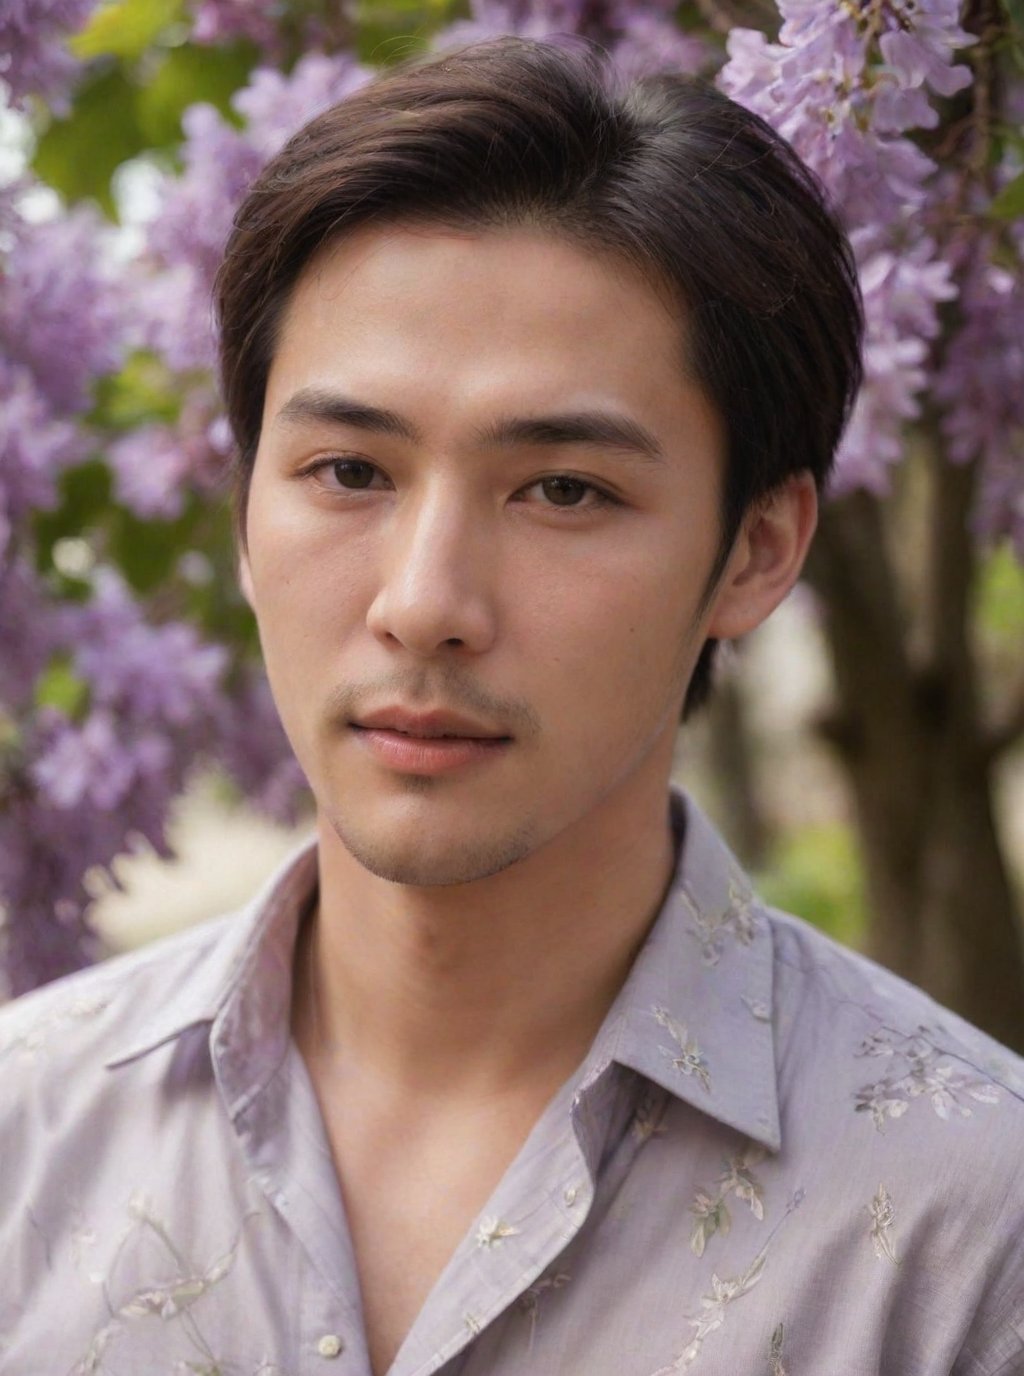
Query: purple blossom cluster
[[189, 0, 282, 50], [0, 556, 306, 994], [0, 194, 119, 559], [138, 53, 369, 385], [3, 204, 123, 412], [0, 198, 136, 990], [720, 0, 974, 214], [130, 46, 372, 520], [833, 230, 957, 496], [936, 227, 1024, 552], [719, 0, 976, 499], [0, 184, 306, 994], [0, 0, 97, 109], [439, 0, 709, 77]]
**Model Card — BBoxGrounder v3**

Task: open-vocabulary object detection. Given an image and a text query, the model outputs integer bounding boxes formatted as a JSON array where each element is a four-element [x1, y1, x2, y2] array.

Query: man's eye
[[303, 457, 386, 491], [328, 458, 380, 489], [540, 476, 588, 506], [525, 476, 614, 510]]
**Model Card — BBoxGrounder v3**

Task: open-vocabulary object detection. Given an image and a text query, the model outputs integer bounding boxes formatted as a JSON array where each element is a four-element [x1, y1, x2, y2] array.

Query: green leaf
[[137, 42, 258, 146], [70, 0, 185, 60], [976, 541, 1024, 642], [1002, 0, 1024, 72], [106, 492, 209, 595], [91, 352, 182, 430], [33, 68, 146, 214], [756, 823, 867, 947], [990, 170, 1024, 221], [354, 0, 464, 65], [35, 656, 91, 720], [33, 460, 114, 569]]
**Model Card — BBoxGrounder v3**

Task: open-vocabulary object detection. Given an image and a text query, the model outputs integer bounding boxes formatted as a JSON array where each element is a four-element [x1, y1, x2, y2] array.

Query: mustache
[[324, 666, 541, 739]]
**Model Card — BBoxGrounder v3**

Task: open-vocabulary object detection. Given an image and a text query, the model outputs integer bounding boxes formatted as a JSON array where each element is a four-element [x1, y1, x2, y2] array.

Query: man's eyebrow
[[274, 389, 421, 442], [476, 412, 665, 464], [273, 388, 664, 464]]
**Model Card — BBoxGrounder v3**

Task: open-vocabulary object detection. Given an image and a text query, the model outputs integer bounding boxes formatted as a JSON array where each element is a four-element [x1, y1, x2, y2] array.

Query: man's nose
[[365, 487, 499, 658]]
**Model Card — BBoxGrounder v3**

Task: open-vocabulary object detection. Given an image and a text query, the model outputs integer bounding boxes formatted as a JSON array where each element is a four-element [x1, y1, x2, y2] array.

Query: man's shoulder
[[759, 903, 1024, 1361], [0, 831, 317, 1081], [0, 907, 241, 1075], [764, 901, 1024, 1120]]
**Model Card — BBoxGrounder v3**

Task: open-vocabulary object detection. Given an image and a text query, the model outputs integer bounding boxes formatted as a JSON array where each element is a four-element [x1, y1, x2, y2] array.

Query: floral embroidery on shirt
[[653, 1008, 712, 1092], [690, 1190, 731, 1258], [653, 1189, 804, 1372], [869, 1185, 899, 1267], [652, 1248, 769, 1372], [854, 1025, 1001, 1131], [72, 1194, 262, 1375], [1, 991, 110, 1059], [519, 1271, 571, 1349], [767, 1322, 787, 1376], [690, 1144, 767, 1257], [475, 1216, 520, 1248], [685, 873, 759, 967]]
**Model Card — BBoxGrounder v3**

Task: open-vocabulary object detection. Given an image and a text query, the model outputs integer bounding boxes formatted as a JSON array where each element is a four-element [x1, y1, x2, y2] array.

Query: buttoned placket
[[208, 909, 370, 1376], [383, 1056, 651, 1376], [206, 856, 649, 1376]]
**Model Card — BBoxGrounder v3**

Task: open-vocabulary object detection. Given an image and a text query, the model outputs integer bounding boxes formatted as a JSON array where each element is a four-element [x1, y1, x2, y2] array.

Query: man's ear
[[704, 471, 818, 642]]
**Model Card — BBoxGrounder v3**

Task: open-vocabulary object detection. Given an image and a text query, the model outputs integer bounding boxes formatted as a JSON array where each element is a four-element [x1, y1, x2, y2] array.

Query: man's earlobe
[[705, 472, 818, 643]]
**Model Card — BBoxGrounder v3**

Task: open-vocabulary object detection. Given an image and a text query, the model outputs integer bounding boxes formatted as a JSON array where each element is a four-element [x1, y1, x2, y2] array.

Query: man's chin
[[325, 811, 538, 889]]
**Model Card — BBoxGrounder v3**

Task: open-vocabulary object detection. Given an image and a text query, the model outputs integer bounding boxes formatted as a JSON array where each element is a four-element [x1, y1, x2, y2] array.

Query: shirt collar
[[104, 788, 780, 1151], [588, 787, 781, 1152], [104, 835, 319, 1070]]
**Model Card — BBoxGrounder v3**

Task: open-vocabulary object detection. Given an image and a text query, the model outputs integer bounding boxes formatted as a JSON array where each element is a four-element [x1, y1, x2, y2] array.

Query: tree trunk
[[705, 656, 772, 872], [804, 475, 1024, 1052]]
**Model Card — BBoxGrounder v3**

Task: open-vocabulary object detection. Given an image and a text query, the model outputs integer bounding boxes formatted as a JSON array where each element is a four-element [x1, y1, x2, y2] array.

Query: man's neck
[[293, 775, 679, 1107]]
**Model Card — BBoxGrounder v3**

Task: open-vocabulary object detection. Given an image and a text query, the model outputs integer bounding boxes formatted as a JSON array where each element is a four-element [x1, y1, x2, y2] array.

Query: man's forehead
[[262, 222, 705, 449], [278, 219, 687, 346]]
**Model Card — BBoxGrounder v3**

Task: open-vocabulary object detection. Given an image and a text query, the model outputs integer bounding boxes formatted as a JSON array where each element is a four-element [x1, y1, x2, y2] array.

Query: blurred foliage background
[[2, 0, 1023, 1046]]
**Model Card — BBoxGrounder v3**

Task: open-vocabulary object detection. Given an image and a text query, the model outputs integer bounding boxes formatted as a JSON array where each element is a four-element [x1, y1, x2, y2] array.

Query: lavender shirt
[[2, 789, 1023, 1375]]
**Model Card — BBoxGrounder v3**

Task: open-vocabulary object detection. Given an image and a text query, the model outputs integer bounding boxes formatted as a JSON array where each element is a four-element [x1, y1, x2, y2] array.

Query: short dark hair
[[216, 36, 862, 718]]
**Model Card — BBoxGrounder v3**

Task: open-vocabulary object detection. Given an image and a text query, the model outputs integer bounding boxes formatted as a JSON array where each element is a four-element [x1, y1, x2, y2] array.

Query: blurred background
[[2, 0, 1023, 1045]]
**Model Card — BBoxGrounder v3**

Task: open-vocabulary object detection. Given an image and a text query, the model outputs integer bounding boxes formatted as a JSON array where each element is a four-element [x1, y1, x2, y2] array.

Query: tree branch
[[922, 441, 984, 748]]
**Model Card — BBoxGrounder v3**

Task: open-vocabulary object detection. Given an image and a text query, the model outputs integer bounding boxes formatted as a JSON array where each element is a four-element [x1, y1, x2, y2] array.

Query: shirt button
[[317, 1334, 344, 1358], [564, 1186, 578, 1206]]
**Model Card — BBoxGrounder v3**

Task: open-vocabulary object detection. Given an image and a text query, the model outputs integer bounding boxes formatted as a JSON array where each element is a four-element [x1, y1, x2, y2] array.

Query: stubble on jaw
[[323, 786, 539, 888], [310, 668, 545, 886]]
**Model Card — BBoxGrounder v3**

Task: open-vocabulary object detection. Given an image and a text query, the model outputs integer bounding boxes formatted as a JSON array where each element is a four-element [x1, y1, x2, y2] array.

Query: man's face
[[241, 224, 740, 885]]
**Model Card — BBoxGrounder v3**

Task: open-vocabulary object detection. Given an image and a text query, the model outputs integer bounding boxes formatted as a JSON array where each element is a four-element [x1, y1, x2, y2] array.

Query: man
[[2, 36, 1022, 1376]]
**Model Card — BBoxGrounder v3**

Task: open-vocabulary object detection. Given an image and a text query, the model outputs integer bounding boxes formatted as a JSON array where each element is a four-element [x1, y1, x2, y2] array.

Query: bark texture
[[804, 461, 1024, 1052]]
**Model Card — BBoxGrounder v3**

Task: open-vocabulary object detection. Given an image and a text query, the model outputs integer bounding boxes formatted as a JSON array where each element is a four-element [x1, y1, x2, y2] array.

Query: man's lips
[[349, 711, 513, 776], [350, 706, 511, 741]]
